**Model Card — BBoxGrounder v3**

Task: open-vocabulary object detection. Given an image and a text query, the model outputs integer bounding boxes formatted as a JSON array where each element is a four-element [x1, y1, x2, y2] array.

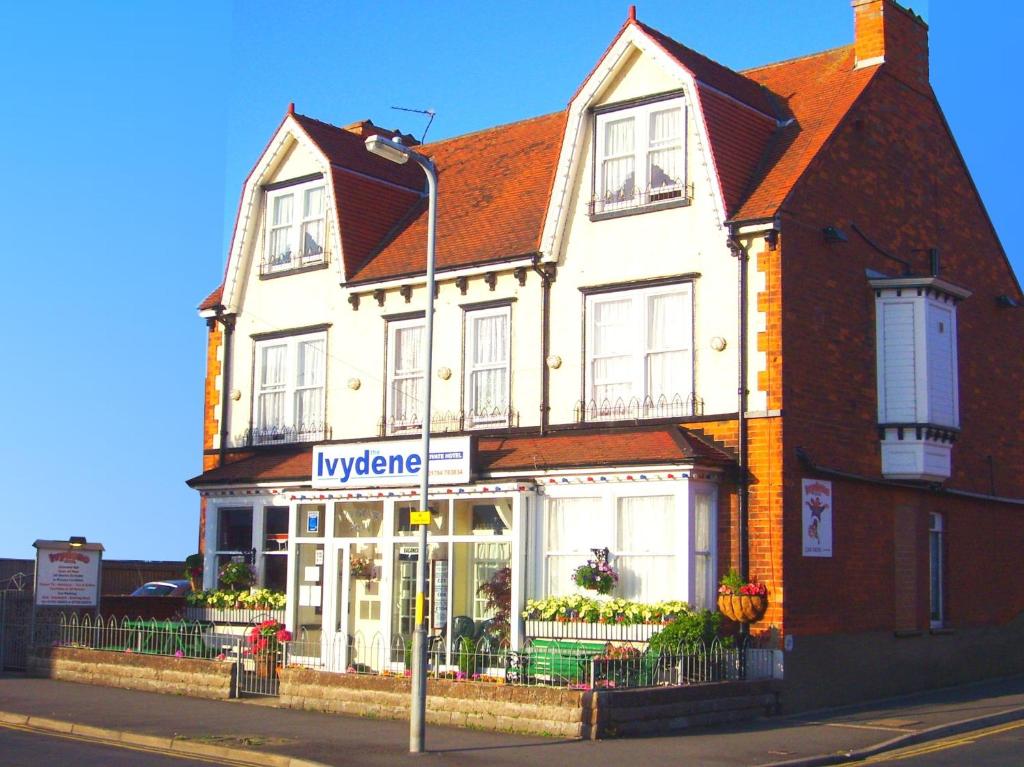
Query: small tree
[[476, 566, 511, 639]]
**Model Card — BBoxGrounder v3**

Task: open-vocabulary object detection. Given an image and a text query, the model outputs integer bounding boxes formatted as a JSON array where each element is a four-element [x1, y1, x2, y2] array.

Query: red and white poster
[[802, 479, 833, 557], [35, 547, 101, 607]]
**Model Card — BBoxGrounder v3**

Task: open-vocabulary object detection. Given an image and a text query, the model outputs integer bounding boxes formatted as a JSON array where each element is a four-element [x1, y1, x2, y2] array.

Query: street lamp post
[[365, 134, 437, 754]]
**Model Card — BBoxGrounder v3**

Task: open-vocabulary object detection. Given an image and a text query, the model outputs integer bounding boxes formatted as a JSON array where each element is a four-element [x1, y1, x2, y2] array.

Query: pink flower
[[123, 648, 133, 654], [276, 629, 292, 643], [174, 650, 185, 658], [216, 653, 226, 661]]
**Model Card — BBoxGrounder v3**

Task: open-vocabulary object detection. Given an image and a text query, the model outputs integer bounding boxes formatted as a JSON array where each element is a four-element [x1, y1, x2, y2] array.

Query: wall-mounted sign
[[33, 540, 103, 607], [312, 436, 472, 489], [306, 509, 320, 534], [802, 479, 833, 557]]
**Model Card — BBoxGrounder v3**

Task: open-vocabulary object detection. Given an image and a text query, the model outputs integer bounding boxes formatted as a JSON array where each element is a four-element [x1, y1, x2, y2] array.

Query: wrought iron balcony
[[378, 408, 519, 437], [234, 422, 332, 447], [575, 393, 704, 423]]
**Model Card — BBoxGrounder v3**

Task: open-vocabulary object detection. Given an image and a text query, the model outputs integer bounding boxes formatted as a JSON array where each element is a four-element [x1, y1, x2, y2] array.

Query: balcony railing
[[575, 393, 704, 423], [378, 408, 519, 437], [259, 246, 328, 277], [589, 181, 693, 217], [234, 422, 332, 447]]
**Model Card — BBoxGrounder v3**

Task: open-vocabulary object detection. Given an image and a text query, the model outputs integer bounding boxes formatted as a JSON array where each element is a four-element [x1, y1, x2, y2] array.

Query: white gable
[[538, 23, 729, 263], [219, 115, 342, 314]]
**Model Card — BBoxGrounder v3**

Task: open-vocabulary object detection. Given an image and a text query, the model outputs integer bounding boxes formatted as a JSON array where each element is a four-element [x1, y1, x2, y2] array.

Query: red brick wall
[[776, 65, 1024, 635], [198, 321, 223, 554]]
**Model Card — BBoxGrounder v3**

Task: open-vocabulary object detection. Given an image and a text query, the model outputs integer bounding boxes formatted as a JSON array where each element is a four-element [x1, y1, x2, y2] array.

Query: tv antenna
[[391, 106, 436, 143]]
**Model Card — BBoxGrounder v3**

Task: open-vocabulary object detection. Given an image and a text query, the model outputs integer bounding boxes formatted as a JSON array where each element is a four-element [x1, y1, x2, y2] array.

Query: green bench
[[522, 639, 607, 683]]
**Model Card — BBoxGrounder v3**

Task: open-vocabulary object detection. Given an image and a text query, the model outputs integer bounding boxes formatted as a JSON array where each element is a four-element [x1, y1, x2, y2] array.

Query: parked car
[[130, 579, 192, 597]]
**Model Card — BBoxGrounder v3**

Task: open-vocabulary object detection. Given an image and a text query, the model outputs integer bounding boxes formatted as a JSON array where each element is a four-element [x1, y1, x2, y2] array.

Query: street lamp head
[[365, 134, 410, 165]]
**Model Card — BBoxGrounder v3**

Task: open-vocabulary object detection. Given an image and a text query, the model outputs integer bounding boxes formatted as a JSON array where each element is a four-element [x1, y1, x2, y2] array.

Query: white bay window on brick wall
[[253, 330, 327, 444], [593, 95, 687, 215], [584, 282, 694, 420], [464, 305, 511, 427], [871, 276, 970, 481], [263, 178, 326, 274]]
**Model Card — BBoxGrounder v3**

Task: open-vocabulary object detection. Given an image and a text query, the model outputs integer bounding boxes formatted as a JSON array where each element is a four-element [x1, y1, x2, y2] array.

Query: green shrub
[[647, 610, 728, 655]]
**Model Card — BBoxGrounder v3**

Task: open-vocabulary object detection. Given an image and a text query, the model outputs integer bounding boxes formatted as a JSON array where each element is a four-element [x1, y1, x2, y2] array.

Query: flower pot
[[717, 593, 768, 623], [254, 653, 278, 679]]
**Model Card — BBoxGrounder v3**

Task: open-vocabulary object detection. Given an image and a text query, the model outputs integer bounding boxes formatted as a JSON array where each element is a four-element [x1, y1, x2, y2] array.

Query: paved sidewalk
[[1, 673, 1023, 766]]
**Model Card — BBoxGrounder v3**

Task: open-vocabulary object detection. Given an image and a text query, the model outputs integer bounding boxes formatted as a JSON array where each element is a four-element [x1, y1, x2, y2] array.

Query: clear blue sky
[[0, 1, 1017, 562]]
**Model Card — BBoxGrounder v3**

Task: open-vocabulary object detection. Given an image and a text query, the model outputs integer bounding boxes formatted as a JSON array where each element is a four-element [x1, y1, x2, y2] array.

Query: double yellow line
[[856, 719, 1024, 763]]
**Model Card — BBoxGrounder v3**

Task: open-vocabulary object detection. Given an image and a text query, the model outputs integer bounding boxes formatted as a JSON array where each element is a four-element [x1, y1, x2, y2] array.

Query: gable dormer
[[539, 9, 778, 261], [217, 107, 425, 314]]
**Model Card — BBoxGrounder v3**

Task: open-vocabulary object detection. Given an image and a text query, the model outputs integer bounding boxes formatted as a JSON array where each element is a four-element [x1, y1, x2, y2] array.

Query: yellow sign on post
[[409, 510, 432, 526]]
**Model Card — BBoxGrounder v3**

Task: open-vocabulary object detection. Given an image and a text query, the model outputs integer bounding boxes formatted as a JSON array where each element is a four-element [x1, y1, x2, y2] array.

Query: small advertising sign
[[802, 479, 833, 557], [34, 543, 103, 607], [312, 436, 471, 489]]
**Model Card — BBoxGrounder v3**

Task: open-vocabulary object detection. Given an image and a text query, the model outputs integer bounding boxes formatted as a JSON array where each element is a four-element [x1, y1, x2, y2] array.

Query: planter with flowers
[[573, 548, 618, 595], [184, 553, 204, 592], [523, 596, 691, 641], [716, 569, 768, 623], [247, 619, 292, 678], [350, 555, 376, 581]]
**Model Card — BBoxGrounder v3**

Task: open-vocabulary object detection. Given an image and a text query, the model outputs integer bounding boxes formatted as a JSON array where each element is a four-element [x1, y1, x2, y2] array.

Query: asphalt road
[[0, 723, 226, 766], [851, 719, 1024, 766]]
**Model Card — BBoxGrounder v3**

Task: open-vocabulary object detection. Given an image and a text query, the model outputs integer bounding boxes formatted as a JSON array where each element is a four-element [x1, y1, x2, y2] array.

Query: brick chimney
[[852, 0, 929, 89]]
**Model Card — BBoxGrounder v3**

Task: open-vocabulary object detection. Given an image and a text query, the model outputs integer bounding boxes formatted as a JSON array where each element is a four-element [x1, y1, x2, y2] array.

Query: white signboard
[[313, 436, 471, 489], [35, 547, 102, 607], [802, 478, 833, 557]]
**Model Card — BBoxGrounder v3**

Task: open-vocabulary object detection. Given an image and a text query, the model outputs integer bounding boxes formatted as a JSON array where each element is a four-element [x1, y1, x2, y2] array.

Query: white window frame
[[386, 317, 425, 434], [584, 283, 694, 419], [253, 330, 327, 444], [594, 96, 686, 214], [929, 512, 945, 628], [264, 179, 327, 273], [464, 305, 511, 427], [539, 484, 708, 604]]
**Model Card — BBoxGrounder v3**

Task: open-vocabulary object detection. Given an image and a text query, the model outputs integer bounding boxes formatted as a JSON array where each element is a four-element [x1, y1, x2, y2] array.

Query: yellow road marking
[[856, 719, 1024, 763], [0, 720, 258, 766]]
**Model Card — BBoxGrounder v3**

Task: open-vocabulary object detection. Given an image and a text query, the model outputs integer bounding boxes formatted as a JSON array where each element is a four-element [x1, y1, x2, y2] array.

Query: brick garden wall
[[29, 647, 234, 700]]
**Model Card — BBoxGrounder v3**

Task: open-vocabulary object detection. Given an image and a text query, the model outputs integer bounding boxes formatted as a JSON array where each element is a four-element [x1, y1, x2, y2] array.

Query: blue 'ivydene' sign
[[312, 437, 471, 489]]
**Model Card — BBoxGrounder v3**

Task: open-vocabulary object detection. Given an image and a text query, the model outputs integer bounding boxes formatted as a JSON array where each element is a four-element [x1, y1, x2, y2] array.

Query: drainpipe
[[726, 232, 750, 589], [531, 256, 555, 435], [215, 310, 235, 467]]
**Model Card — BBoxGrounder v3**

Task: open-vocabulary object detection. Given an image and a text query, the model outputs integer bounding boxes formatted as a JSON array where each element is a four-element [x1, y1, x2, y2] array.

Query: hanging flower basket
[[717, 593, 768, 623]]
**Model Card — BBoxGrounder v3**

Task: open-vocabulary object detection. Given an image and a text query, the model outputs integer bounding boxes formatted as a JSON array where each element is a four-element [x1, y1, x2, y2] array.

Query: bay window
[[543, 490, 706, 603], [263, 178, 326, 273], [253, 330, 327, 444], [584, 282, 694, 419], [593, 96, 686, 215], [464, 305, 511, 427]]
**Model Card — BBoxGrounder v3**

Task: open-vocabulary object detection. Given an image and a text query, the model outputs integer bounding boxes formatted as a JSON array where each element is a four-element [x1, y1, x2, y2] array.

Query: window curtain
[[601, 117, 635, 203], [693, 493, 712, 609], [294, 338, 325, 429], [470, 314, 508, 416], [645, 292, 688, 403], [269, 194, 294, 261], [301, 187, 324, 258], [258, 344, 287, 428], [615, 495, 675, 601], [592, 298, 633, 406], [648, 108, 682, 191], [392, 325, 423, 424], [545, 498, 607, 596]]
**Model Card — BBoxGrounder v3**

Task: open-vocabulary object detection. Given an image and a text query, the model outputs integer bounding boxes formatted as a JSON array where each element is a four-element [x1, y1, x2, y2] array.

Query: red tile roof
[[198, 285, 223, 311], [202, 22, 879, 300], [346, 112, 566, 284], [735, 46, 876, 220], [186, 426, 733, 486]]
